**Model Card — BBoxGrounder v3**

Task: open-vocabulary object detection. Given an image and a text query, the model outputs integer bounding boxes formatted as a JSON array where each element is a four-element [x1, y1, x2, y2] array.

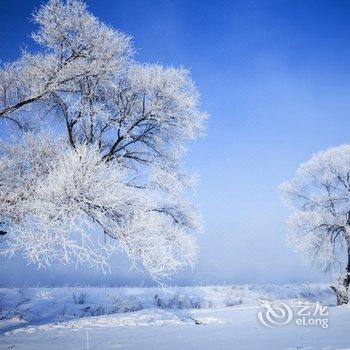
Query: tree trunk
[[330, 284, 349, 305], [331, 244, 350, 305]]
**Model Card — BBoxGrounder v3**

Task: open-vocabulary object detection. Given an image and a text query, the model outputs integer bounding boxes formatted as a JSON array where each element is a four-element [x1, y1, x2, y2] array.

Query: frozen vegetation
[[1, 284, 350, 349], [0, 0, 205, 282], [0, 283, 332, 331]]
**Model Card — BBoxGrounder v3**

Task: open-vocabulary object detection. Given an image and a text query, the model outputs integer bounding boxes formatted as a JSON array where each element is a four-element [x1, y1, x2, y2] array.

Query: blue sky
[[2, 0, 350, 286]]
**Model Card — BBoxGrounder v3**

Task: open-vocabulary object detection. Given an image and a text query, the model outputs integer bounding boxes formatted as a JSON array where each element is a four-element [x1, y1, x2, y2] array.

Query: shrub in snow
[[0, 285, 333, 328]]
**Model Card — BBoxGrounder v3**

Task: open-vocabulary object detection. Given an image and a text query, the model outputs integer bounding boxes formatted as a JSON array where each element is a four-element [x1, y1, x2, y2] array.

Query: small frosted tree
[[0, 0, 206, 281], [280, 145, 350, 304]]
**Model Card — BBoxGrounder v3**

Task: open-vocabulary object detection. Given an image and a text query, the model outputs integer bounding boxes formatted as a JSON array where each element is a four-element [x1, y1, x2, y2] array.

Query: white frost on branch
[[280, 145, 350, 274], [0, 0, 206, 281], [0, 134, 199, 280]]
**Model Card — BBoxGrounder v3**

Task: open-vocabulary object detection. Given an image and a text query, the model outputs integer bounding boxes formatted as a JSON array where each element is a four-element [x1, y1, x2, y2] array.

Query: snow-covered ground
[[1, 284, 350, 349]]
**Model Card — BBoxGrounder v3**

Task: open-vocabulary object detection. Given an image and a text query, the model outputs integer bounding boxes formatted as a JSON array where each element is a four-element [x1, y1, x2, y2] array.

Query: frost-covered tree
[[0, 0, 206, 281], [280, 145, 350, 304]]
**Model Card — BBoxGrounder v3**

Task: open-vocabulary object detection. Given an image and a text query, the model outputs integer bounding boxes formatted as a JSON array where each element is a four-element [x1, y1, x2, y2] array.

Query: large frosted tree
[[0, 0, 206, 281], [281, 145, 350, 304]]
